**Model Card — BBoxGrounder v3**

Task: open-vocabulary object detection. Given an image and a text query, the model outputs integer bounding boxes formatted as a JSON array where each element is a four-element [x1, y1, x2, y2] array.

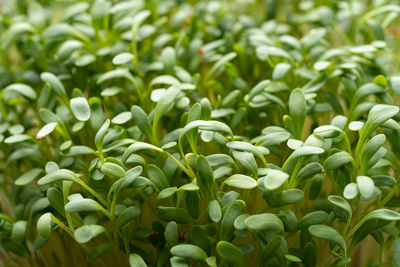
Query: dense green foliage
[[2, 0, 400, 266]]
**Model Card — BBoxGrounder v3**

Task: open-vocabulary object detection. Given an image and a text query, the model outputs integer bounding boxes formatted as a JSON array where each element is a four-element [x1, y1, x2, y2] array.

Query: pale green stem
[[380, 178, 400, 207], [110, 192, 119, 221], [288, 158, 303, 188], [76, 178, 108, 207], [98, 147, 105, 164], [50, 214, 74, 237]]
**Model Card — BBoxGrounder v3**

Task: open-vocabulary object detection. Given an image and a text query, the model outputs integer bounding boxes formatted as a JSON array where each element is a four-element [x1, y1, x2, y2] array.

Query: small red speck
[[182, 12, 193, 28], [36, 135, 44, 141], [179, 230, 186, 242], [199, 48, 204, 55], [387, 28, 398, 37], [147, 230, 158, 238]]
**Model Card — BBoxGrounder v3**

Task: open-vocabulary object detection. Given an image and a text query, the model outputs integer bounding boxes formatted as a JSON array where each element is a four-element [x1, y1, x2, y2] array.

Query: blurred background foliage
[[2, 0, 400, 266]]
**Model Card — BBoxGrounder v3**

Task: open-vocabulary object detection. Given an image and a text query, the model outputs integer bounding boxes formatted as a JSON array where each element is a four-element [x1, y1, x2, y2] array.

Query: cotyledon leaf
[[37, 213, 52, 239], [309, 225, 346, 254], [344, 183, 359, 200], [131, 105, 153, 140], [289, 89, 306, 139], [70, 97, 91, 121], [96, 68, 134, 84], [121, 142, 164, 163], [152, 84, 181, 140], [363, 104, 399, 138], [15, 168, 42, 186], [95, 119, 110, 150], [364, 209, 400, 221], [157, 207, 193, 224], [273, 63, 292, 80], [113, 52, 134, 65], [1, 22, 36, 49], [356, 176, 375, 199], [346, 209, 400, 239], [147, 164, 169, 191], [170, 244, 208, 261], [36, 122, 58, 140], [179, 120, 233, 148], [328, 195, 352, 220], [165, 221, 179, 246], [208, 200, 222, 223], [40, 72, 67, 99], [65, 198, 103, 213], [11, 221, 28, 243], [226, 141, 268, 165], [74, 225, 106, 243], [209, 52, 237, 77], [223, 174, 257, 190], [323, 151, 353, 171], [3, 83, 37, 100], [263, 169, 289, 190], [150, 75, 180, 87], [129, 254, 147, 267], [245, 213, 284, 232], [297, 211, 329, 229], [216, 241, 247, 266], [112, 111, 132, 124], [100, 162, 126, 179], [283, 146, 324, 170], [196, 156, 214, 201], [37, 169, 78, 185]]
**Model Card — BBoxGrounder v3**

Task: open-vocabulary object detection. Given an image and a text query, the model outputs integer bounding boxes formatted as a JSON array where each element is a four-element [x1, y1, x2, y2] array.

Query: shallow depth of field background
[[2, 0, 400, 266]]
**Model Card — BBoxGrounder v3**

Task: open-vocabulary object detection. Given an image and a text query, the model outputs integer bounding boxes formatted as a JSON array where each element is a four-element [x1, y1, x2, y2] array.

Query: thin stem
[[110, 192, 119, 221], [345, 215, 367, 240], [63, 189, 74, 231], [123, 235, 131, 255], [354, 134, 366, 164], [50, 214, 74, 238], [176, 191, 183, 208], [127, 75, 145, 105], [131, 26, 139, 67], [152, 118, 159, 144], [342, 134, 353, 158], [288, 158, 303, 188], [380, 177, 400, 207], [76, 179, 108, 207], [166, 152, 195, 178], [342, 215, 352, 237], [281, 155, 292, 173], [98, 146, 105, 164], [260, 156, 269, 169]]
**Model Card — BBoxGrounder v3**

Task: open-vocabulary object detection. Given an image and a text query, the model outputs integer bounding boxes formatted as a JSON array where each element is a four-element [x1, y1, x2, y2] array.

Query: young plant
[[2, 0, 400, 266]]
